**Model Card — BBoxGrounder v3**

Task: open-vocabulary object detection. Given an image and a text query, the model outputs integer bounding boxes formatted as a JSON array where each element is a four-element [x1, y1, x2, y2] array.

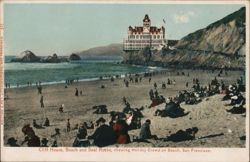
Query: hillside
[[77, 43, 124, 57], [176, 7, 245, 55], [123, 7, 246, 69]]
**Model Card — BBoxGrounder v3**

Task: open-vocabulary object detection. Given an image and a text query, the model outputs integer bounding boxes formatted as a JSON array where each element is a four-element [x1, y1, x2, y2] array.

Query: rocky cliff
[[123, 7, 246, 69], [176, 7, 245, 56]]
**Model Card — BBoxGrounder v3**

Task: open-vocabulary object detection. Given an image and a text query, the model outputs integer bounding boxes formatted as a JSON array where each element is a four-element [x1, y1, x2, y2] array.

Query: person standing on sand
[[154, 82, 157, 89], [173, 80, 176, 86], [40, 96, 44, 108], [75, 88, 79, 96], [67, 119, 71, 132]]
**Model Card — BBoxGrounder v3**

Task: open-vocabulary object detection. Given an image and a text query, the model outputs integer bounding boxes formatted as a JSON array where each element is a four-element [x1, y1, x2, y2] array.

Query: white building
[[123, 14, 167, 51]]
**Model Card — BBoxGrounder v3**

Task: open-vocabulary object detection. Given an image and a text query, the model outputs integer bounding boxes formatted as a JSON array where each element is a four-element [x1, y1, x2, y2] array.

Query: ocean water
[[4, 56, 161, 87]]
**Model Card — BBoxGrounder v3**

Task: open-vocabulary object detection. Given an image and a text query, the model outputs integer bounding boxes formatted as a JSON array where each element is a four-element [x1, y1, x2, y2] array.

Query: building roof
[[128, 26, 165, 34], [128, 14, 165, 34], [143, 14, 150, 22]]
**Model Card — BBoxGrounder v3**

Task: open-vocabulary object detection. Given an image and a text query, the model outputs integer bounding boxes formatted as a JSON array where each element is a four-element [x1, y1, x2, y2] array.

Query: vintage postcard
[[0, 0, 249, 161]]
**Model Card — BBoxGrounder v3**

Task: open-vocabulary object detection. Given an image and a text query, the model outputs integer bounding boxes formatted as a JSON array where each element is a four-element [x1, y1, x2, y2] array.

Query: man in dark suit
[[88, 117, 116, 147]]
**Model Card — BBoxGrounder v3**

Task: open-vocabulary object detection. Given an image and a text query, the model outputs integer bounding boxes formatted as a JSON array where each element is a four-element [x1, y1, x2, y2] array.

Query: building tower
[[143, 14, 151, 30], [123, 14, 167, 51]]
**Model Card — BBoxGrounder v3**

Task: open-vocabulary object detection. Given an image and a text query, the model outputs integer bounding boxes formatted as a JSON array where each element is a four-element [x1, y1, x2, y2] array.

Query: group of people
[[66, 78, 79, 85], [75, 88, 83, 96], [6, 69, 246, 147], [224, 82, 246, 114], [123, 74, 144, 87]]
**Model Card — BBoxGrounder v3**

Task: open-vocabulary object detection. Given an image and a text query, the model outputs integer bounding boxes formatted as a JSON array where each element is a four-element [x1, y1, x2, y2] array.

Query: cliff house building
[[123, 14, 167, 51]]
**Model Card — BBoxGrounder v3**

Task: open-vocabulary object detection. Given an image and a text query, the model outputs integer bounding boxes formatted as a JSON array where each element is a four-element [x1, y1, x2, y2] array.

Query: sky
[[4, 3, 244, 56]]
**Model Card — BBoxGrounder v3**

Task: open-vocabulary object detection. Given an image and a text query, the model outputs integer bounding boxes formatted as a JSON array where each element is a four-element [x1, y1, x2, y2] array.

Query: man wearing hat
[[21, 124, 40, 147], [88, 117, 116, 147]]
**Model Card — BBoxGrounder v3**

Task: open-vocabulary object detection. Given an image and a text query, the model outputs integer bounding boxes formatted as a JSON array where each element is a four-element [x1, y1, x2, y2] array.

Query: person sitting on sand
[[59, 104, 64, 113], [155, 99, 188, 118], [162, 82, 166, 89], [44, 117, 50, 127], [51, 140, 58, 147], [226, 96, 246, 114], [229, 93, 245, 106], [122, 96, 128, 105], [93, 105, 108, 114], [139, 119, 157, 140], [41, 138, 49, 147], [126, 111, 133, 126], [21, 124, 40, 147], [88, 117, 116, 147], [7, 137, 20, 147], [73, 123, 89, 147], [154, 82, 157, 89], [77, 123, 87, 139], [165, 127, 199, 142], [112, 116, 131, 144]]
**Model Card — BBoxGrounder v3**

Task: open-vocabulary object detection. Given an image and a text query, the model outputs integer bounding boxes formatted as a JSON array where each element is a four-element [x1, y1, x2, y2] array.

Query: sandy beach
[[3, 69, 246, 147]]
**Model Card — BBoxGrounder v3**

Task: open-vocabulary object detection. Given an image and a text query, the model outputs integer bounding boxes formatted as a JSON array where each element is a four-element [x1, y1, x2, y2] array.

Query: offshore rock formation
[[41, 53, 68, 63], [11, 50, 41, 62], [11, 51, 69, 63], [69, 53, 81, 60]]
